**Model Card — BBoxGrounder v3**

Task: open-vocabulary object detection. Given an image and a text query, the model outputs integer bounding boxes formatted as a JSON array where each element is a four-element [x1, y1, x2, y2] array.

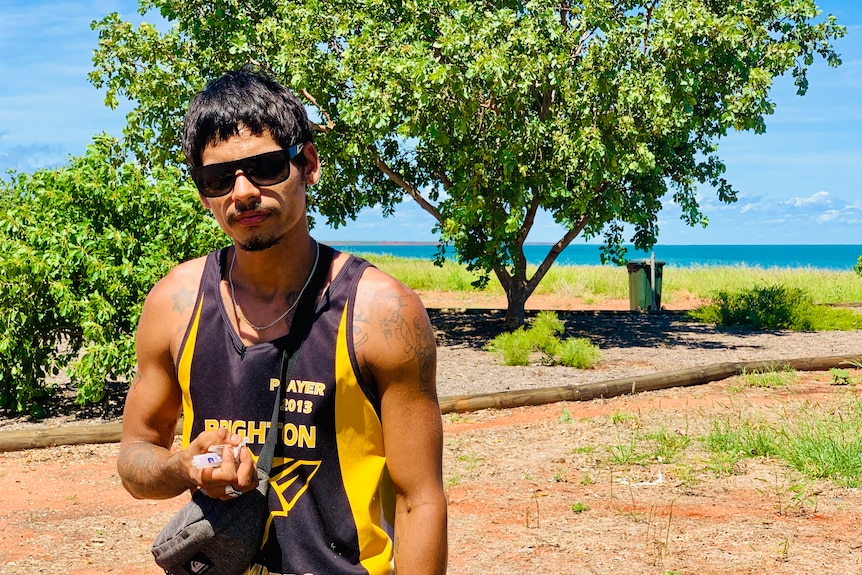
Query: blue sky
[[1, 1, 859, 245]]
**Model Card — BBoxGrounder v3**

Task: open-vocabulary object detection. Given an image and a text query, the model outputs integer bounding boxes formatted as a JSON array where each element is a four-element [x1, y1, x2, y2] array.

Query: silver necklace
[[228, 241, 320, 331]]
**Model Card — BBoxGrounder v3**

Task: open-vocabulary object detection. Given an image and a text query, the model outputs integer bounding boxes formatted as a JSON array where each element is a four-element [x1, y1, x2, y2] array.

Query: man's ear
[[200, 194, 213, 210], [303, 142, 321, 186]]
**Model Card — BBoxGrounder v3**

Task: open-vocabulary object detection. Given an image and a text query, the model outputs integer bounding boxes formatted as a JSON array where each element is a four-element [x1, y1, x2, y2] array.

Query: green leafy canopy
[[90, 0, 845, 325]]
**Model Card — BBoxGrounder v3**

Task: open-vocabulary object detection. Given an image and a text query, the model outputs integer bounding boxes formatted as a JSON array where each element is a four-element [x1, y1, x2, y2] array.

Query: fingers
[[191, 431, 259, 499]]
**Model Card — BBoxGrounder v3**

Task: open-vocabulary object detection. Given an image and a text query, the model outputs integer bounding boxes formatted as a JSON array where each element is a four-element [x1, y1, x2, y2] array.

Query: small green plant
[[611, 412, 638, 425], [444, 475, 462, 490], [672, 464, 699, 489], [705, 451, 741, 476], [701, 414, 781, 472], [830, 368, 854, 385], [829, 365, 862, 386], [559, 406, 574, 423], [735, 365, 797, 390], [755, 470, 818, 516], [778, 402, 862, 488], [608, 428, 647, 465], [570, 501, 590, 513], [644, 426, 691, 464], [486, 329, 533, 365], [485, 311, 601, 367], [447, 413, 473, 423], [552, 468, 569, 482], [457, 451, 484, 471], [702, 399, 862, 487]]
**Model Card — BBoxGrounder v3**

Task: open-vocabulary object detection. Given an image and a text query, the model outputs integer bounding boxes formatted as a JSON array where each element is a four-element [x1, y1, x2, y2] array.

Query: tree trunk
[[502, 279, 529, 328]]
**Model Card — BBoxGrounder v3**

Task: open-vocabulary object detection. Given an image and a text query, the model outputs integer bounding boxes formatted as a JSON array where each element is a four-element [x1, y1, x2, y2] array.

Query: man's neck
[[229, 237, 318, 301]]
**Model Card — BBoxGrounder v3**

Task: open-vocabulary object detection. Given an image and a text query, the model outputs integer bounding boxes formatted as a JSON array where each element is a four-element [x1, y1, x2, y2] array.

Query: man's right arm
[[118, 261, 260, 501], [117, 269, 197, 499]]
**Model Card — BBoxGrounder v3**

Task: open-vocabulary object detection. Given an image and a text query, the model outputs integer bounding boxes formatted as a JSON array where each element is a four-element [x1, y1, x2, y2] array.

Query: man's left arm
[[355, 269, 448, 575]]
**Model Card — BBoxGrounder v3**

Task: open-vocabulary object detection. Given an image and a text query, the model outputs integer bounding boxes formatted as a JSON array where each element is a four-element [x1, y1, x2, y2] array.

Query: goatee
[[237, 232, 285, 252]]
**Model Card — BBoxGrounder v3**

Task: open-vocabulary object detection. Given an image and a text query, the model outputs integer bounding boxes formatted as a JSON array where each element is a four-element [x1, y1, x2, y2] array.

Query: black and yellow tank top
[[176, 244, 395, 575]]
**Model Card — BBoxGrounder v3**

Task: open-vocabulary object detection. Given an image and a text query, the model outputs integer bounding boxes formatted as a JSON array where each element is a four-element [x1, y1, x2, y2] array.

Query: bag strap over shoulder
[[256, 242, 334, 484]]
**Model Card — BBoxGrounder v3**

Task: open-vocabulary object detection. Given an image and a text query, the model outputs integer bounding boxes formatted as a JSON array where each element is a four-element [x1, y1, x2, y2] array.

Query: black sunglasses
[[191, 143, 304, 197]]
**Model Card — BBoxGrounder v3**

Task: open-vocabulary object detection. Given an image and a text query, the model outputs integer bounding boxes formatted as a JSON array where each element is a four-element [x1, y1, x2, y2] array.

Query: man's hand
[[185, 428, 259, 500]]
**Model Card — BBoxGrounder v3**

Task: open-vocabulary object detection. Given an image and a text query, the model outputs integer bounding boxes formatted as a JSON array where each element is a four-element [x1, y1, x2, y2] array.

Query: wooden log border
[[1, 354, 860, 453]]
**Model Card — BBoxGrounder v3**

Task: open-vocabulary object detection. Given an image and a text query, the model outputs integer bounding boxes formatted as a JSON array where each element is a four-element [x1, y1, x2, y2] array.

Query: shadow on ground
[[428, 308, 769, 350]]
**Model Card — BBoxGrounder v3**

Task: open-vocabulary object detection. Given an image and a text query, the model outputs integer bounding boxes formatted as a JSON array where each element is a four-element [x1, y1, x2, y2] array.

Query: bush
[[556, 338, 602, 369], [486, 311, 601, 368], [686, 284, 862, 331], [0, 135, 225, 413]]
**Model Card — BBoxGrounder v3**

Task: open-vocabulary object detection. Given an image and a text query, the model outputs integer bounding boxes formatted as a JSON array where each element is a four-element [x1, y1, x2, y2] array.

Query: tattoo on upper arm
[[413, 316, 436, 394]]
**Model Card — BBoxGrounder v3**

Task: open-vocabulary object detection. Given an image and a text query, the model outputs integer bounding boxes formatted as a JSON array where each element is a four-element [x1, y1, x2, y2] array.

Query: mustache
[[227, 203, 280, 222]]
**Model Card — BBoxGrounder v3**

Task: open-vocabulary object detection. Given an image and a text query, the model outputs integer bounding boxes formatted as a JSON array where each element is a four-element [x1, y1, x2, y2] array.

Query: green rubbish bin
[[626, 259, 664, 311]]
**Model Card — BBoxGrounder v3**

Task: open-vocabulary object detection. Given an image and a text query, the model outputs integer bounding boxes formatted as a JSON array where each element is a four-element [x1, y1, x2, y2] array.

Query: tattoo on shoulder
[[129, 373, 142, 391], [171, 286, 195, 315], [359, 292, 436, 393]]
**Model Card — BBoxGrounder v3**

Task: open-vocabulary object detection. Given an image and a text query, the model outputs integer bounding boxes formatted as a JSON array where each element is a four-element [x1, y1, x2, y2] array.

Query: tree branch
[[375, 157, 443, 223], [301, 89, 336, 132], [643, 0, 660, 54], [518, 194, 541, 248], [436, 169, 453, 191], [527, 215, 590, 293]]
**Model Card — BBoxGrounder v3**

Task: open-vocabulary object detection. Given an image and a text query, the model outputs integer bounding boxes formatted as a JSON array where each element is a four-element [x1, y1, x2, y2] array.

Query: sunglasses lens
[[196, 168, 237, 197], [248, 151, 292, 186]]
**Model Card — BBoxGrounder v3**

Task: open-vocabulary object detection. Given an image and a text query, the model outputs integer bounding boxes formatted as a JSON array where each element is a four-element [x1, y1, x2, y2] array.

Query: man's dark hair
[[182, 69, 314, 168]]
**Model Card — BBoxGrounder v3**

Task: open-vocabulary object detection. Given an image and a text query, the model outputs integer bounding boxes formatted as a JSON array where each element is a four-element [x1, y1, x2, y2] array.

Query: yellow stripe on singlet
[[177, 293, 205, 447], [333, 306, 394, 574]]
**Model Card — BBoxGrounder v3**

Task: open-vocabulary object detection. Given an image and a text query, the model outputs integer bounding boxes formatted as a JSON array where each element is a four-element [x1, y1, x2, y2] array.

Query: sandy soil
[[2, 294, 862, 574]]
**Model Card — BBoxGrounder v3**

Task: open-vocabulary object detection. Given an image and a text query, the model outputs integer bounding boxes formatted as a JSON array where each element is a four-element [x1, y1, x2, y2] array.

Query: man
[[118, 69, 447, 575]]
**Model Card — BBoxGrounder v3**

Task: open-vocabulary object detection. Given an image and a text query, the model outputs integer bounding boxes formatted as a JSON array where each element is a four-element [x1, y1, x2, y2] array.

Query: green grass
[[354, 253, 862, 305], [698, 399, 862, 487], [733, 365, 797, 390]]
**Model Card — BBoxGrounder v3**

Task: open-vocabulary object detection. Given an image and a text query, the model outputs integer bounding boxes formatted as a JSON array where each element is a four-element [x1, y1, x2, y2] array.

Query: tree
[[90, 0, 845, 326], [0, 136, 224, 413]]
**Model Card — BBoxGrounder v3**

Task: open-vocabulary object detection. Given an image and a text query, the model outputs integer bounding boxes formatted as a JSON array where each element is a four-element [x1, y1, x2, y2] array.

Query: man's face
[[198, 128, 319, 252]]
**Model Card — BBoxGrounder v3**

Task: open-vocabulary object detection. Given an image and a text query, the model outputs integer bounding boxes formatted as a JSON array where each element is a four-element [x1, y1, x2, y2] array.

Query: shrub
[[486, 311, 601, 368], [0, 135, 224, 413], [487, 329, 533, 366], [687, 284, 862, 331], [557, 337, 602, 368]]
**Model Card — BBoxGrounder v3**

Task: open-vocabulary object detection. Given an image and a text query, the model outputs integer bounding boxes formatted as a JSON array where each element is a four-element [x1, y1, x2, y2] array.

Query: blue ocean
[[327, 243, 862, 271]]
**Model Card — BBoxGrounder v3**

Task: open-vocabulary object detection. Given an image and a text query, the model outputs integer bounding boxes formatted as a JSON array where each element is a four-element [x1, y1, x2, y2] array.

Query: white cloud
[[783, 191, 833, 208], [816, 210, 843, 224]]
